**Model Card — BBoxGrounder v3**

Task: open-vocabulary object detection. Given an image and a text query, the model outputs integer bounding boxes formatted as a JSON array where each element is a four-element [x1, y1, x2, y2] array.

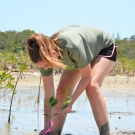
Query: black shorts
[[98, 43, 118, 62]]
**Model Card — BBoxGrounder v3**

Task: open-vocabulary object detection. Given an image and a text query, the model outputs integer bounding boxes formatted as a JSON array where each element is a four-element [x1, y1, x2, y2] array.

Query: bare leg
[[51, 70, 81, 135], [86, 57, 115, 135]]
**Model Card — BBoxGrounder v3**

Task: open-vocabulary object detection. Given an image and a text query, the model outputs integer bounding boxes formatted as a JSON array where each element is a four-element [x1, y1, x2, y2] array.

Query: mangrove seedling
[[63, 86, 72, 109], [44, 96, 58, 135]]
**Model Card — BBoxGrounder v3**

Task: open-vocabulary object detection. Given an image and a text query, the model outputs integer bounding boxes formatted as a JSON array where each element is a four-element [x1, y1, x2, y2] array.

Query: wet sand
[[14, 71, 135, 91], [0, 72, 135, 135]]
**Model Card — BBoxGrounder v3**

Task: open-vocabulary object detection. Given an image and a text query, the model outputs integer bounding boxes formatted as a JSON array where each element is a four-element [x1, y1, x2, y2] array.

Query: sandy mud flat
[[0, 72, 135, 135]]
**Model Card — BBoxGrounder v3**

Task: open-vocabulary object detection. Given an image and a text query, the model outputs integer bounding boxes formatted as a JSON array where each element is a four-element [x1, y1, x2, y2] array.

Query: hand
[[61, 104, 72, 114]]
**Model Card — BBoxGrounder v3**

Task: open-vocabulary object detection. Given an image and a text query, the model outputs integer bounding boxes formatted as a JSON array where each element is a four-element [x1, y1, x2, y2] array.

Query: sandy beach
[[15, 71, 135, 91]]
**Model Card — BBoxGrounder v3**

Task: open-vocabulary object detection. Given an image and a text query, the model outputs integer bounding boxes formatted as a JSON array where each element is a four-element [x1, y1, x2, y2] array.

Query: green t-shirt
[[39, 25, 115, 76]]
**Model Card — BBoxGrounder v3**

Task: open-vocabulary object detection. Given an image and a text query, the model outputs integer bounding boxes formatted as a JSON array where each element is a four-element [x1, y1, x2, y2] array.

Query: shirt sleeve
[[39, 67, 53, 76]]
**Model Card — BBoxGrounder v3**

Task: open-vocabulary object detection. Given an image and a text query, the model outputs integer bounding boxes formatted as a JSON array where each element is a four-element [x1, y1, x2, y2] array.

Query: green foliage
[[49, 96, 58, 107], [0, 30, 134, 75], [117, 58, 135, 72], [66, 85, 70, 95], [116, 36, 135, 60], [45, 96, 58, 108], [0, 29, 35, 52], [63, 86, 72, 107], [0, 71, 15, 90], [44, 96, 58, 118], [0, 51, 32, 71], [19, 63, 27, 72]]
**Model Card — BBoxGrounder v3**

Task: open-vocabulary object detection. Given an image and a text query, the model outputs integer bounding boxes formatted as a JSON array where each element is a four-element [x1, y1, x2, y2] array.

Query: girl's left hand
[[61, 104, 72, 114]]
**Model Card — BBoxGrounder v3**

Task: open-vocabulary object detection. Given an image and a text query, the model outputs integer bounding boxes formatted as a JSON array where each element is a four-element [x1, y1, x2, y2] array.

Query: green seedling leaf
[[67, 96, 71, 99], [63, 101, 67, 107], [63, 99, 72, 107], [52, 113, 58, 117], [49, 96, 54, 103], [44, 114, 49, 116], [51, 99, 58, 107], [66, 86, 70, 95], [44, 101, 51, 107], [66, 99, 72, 104], [53, 99, 58, 103]]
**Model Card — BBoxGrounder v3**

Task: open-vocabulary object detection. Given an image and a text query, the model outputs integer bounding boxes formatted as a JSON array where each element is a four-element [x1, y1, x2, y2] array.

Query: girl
[[27, 25, 117, 135]]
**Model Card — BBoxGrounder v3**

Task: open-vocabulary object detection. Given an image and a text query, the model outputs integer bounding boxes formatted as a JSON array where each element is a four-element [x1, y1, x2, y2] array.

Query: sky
[[0, 0, 135, 39]]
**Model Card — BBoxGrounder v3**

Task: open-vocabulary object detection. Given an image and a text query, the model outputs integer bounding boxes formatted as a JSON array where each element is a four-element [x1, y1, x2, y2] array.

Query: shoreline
[[11, 72, 135, 91]]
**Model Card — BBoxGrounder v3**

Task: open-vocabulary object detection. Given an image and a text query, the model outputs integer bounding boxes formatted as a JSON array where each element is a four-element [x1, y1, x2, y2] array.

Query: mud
[[0, 73, 135, 135]]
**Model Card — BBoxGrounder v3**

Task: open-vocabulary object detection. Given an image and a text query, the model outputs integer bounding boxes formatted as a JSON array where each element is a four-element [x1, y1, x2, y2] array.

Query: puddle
[[0, 87, 135, 135]]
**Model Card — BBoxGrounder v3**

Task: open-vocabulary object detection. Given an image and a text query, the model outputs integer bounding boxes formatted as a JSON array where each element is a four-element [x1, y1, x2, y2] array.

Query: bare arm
[[42, 73, 55, 129], [42, 73, 55, 100], [71, 64, 91, 104], [62, 64, 92, 113]]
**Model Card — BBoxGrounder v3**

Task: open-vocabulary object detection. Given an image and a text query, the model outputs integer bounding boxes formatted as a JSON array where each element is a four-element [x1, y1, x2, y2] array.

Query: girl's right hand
[[61, 103, 73, 114]]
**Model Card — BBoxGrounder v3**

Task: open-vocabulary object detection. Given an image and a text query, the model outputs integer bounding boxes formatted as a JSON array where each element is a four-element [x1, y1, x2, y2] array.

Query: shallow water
[[0, 87, 135, 135]]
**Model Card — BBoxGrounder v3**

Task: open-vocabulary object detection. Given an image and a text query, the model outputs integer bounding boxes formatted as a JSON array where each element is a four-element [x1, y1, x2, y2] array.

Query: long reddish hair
[[26, 33, 66, 69]]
